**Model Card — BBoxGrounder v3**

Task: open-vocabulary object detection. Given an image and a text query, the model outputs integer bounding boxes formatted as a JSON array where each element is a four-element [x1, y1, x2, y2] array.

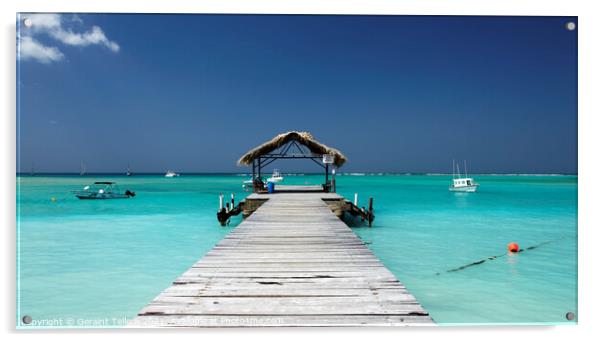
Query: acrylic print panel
[[16, 13, 577, 328]]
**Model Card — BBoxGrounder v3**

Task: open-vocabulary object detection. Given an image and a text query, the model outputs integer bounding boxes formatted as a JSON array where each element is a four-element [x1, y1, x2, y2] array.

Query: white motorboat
[[449, 160, 479, 192], [74, 182, 135, 199], [267, 169, 284, 183], [165, 170, 180, 178]]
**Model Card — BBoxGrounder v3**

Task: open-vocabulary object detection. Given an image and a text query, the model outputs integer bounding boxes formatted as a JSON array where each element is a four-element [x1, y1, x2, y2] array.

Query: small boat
[[74, 182, 136, 199], [165, 170, 180, 178], [243, 177, 268, 192], [126, 163, 133, 177], [449, 160, 479, 192], [242, 179, 253, 192], [267, 169, 284, 183]]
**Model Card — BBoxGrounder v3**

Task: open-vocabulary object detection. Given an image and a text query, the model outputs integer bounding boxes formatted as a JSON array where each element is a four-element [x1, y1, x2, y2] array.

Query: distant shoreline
[[16, 172, 578, 176]]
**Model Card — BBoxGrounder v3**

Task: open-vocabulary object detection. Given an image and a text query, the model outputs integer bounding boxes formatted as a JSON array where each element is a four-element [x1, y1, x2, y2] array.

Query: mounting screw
[[23, 18, 32, 27], [566, 22, 576, 31], [22, 315, 32, 324], [566, 312, 575, 320]]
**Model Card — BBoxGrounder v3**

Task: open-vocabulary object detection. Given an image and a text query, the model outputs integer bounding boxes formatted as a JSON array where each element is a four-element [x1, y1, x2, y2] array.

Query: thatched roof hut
[[237, 131, 347, 168]]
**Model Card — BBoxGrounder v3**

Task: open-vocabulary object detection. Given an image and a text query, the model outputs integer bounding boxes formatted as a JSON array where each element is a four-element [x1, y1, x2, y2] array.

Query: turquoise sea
[[16, 174, 577, 327]]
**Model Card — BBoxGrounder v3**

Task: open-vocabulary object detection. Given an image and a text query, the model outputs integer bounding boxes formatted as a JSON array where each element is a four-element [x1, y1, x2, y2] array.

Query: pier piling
[[368, 197, 374, 227]]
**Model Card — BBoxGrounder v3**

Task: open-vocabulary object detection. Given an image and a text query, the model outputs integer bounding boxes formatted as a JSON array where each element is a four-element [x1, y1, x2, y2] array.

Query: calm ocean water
[[16, 174, 577, 326]]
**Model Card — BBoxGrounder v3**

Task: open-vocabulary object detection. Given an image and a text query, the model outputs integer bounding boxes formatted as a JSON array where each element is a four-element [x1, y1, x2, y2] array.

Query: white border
[[2, 0, 600, 341]]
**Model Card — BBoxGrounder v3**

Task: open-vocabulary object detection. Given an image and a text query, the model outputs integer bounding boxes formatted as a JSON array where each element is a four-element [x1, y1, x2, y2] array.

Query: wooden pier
[[129, 191, 433, 327]]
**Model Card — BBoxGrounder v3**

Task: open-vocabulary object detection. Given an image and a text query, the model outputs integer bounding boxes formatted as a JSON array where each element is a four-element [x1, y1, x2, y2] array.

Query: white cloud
[[70, 14, 83, 25], [51, 26, 120, 52], [18, 13, 120, 63], [19, 36, 64, 63], [27, 13, 61, 31]]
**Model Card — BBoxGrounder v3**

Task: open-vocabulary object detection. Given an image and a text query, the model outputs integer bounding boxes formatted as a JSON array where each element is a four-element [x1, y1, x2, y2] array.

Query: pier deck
[[129, 192, 433, 327]]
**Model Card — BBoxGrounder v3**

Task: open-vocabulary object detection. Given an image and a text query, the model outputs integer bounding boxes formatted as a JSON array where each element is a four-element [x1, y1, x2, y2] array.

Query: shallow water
[[16, 174, 577, 326]]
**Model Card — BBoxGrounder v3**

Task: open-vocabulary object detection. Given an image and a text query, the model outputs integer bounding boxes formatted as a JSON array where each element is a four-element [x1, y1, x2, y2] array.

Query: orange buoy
[[507, 242, 519, 253]]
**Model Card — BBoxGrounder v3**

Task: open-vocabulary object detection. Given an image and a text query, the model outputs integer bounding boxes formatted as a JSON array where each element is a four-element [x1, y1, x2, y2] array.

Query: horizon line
[[16, 172, 578, 176]]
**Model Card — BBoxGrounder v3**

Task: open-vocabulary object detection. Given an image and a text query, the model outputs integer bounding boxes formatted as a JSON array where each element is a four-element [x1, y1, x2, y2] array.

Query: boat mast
[[452, 159, 455, 179], [80, 161, 86, 176], [464, 160, 467, 178]]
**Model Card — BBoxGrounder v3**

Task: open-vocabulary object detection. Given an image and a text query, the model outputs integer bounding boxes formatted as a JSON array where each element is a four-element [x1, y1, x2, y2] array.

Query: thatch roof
[[237, 131, 347, 168]]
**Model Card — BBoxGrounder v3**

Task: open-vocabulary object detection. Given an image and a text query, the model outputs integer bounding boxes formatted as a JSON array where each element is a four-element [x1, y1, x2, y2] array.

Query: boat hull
[[75, 193, 132, 199], [449, 185, 478, 192]]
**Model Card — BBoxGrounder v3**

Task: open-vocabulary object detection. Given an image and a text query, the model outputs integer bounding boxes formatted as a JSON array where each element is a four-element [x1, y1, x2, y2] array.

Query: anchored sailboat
[[80, 161, 87, 176], [449, 160, 479, 192]]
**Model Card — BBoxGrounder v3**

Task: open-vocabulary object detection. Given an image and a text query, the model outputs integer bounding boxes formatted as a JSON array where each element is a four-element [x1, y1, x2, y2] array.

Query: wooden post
[[219, 194, 224, 210], [217, 207, 228, 226], [354, 193, 358, 206], [368, 197, 374, 227], [256, 158, 262, 193], [332, 168, 336, 193], [231, 193, 235, 209], [258, 158, 261, 181]]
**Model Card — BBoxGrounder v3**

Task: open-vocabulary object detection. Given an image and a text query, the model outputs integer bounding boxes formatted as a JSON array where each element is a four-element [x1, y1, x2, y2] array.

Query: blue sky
[[17, 14, 577, 173]]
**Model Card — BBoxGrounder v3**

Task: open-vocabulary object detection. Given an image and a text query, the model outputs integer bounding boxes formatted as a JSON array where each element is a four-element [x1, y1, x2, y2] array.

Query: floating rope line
[[435, 237, 569, 276]]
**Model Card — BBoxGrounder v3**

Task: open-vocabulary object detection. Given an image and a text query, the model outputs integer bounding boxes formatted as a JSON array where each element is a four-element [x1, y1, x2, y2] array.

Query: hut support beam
[[325, 164, 329, 192]]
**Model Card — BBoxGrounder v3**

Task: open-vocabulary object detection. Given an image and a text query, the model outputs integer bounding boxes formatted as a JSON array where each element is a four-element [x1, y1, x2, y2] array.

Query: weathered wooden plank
[[138, 303, 428, 316], [128, 315, 434, 327], [173, 279, 407, 288], [193, 263, 386, 268], [160, 288, 413, 298]]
